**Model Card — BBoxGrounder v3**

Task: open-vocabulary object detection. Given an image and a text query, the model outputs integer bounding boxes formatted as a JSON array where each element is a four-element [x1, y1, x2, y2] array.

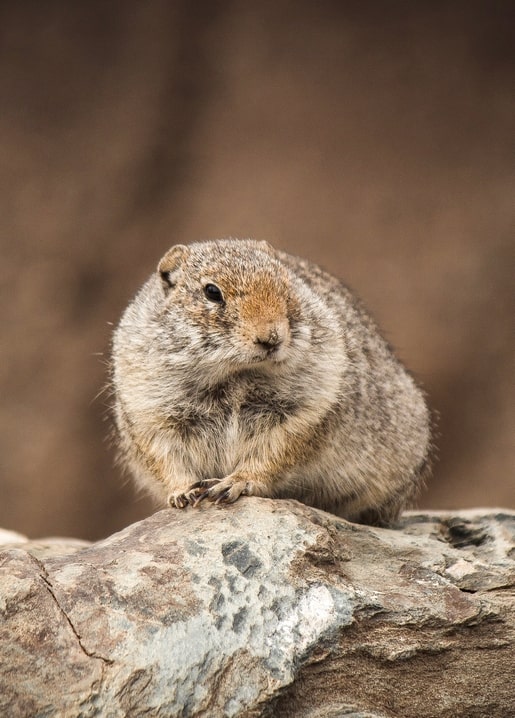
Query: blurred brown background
[[1, 1, 513, 540]]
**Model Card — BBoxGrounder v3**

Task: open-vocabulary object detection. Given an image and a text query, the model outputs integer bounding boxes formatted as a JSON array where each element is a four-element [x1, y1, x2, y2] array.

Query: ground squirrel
[[112, 239, 431, 526]]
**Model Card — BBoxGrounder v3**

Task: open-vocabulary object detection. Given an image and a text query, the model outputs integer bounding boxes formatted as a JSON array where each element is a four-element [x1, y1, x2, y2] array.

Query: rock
[[0, 528, 28, 544], [0, 530, 91, 559], [0, 500, 513, 718]]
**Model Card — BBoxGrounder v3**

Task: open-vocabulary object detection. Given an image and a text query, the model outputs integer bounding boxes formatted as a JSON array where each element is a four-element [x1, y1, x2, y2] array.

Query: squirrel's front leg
[[181, 420, 318, 507]]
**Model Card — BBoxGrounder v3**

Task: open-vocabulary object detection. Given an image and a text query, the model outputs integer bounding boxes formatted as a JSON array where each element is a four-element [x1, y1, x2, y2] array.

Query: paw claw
[[169, 494, 189, 509], [191, 491, 209, 508], [214, 488, 232, 505], [197, 479, 221, 490]]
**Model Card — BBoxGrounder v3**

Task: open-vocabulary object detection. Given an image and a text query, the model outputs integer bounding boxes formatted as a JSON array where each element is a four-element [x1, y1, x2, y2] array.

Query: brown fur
[[112, 239, 432, 526]]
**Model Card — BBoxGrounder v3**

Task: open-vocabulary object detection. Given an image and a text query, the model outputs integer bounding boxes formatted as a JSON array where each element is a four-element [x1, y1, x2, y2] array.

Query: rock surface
[[1, 500, 514, 718]]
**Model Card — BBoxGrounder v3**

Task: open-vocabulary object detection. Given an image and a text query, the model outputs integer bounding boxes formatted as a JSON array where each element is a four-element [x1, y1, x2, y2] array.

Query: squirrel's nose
[[254, 326, 283, 351]]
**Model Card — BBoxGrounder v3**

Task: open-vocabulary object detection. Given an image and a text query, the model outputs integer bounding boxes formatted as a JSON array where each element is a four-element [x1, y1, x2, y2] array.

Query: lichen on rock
[[1, 500, 514, 717]]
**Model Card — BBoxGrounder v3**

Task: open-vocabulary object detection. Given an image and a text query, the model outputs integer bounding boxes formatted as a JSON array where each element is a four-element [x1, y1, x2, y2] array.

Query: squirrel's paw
[[186, 476, 256, 506], [168, 487, 202, 509]]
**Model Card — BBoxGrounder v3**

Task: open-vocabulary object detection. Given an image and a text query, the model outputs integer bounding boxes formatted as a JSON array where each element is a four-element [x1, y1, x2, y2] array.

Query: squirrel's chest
[[168, 381, 296, 472], [170, 400, 242, 477], [175, 395, 280, 445]]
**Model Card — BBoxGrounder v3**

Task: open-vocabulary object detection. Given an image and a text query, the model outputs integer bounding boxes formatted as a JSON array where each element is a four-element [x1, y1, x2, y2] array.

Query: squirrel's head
[[155, 239, 309, 372]]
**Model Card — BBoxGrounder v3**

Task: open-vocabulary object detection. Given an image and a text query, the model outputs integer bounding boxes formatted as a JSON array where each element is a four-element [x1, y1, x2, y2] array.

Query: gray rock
[[1, 500, 513, 717]]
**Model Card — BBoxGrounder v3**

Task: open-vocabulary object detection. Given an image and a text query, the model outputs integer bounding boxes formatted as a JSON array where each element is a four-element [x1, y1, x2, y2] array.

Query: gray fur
[[111, 239, 432, 526]]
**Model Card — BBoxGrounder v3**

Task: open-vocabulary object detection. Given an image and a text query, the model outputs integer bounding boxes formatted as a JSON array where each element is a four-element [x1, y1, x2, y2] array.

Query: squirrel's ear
[[158, 244, 189, 291]]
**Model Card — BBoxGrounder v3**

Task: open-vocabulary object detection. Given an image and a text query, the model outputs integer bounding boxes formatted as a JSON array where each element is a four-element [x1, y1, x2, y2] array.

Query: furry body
[[112, 239, 431, 525]]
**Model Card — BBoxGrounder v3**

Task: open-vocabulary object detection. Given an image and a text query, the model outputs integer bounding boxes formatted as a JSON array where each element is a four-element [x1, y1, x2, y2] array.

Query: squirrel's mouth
[[247, 346, 287, 365], [233, 335, 290, 368]]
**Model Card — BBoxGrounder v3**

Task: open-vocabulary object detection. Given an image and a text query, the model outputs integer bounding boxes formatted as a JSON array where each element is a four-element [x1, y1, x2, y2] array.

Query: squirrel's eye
[[203, 283, 224, 303]]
